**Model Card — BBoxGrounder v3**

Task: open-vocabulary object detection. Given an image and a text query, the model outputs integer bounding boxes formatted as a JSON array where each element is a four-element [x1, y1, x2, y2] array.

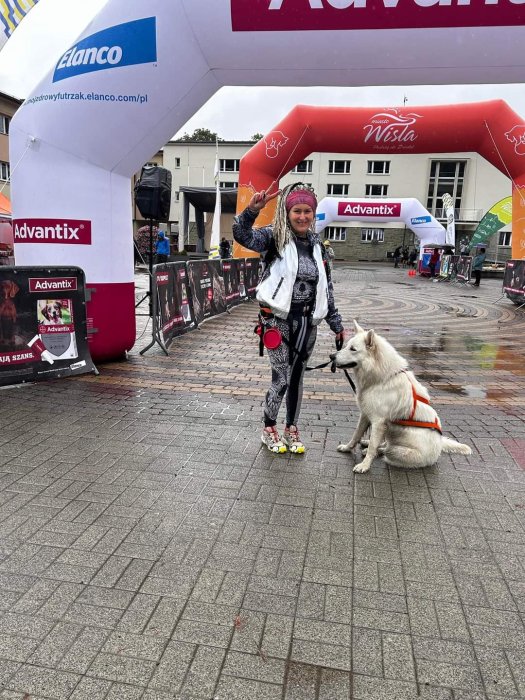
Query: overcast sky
[[1, 0, 524, 141]]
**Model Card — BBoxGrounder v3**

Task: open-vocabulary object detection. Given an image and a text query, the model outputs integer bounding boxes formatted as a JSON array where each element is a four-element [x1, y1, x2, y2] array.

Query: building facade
[[160, 140, 512, 262], [0, 91, 23, 203]]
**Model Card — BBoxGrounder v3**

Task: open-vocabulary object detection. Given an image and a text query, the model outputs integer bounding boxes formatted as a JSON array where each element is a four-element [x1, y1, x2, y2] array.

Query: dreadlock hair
[[272, 182, 317, 255]]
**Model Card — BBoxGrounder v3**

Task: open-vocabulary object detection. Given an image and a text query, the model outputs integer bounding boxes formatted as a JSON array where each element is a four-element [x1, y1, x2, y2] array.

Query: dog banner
[[154, 262, 195, 347], [186, 260, 226, 326], [503, 259, 525, 300], [439, 254, 452, 279], [222, 259, 246, 308], [0, 266, 96, 387]]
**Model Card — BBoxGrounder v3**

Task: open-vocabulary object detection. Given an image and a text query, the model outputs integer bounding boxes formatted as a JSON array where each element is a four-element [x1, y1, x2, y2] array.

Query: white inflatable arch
[[315, 197, 447, 248], [9, 0, 525, 360]]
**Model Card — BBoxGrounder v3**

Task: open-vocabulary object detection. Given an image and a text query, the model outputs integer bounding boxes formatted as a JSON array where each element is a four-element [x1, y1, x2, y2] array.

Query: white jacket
[[256, 239, 328, 323]]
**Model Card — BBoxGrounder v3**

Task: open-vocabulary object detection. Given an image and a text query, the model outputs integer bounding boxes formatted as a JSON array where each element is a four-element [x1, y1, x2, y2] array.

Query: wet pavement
[[0, 262, 524, 699]]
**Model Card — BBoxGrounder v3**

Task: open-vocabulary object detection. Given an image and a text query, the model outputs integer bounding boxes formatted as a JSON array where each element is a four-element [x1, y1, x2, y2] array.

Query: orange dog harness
[[392, 376, 442, 434]]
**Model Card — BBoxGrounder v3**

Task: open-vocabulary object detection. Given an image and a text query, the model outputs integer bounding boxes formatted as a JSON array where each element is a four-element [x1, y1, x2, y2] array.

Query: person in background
[[428, 248, 440, 277], [323, 239, 335, 274], [155, 230, 170, 264], [219, 237, 231, 259], [233, 182, 345, 455], [471, 247, 486, 287], [393, 245, 402, 268], [401, 246, 409, 268], [460, 237, 470, 255], [409, 248, 418, 269]]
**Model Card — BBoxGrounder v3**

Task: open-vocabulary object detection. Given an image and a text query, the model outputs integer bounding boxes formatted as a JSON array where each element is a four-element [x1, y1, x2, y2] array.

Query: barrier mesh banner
[[155, 262, 195, 347], [0, 266, 96, 386], [244, 258, 260, 299], [456, 256, 472, 282], [503, 260, 525, 300], [222, 258, 246, 308], [187, 260, 226, 325]]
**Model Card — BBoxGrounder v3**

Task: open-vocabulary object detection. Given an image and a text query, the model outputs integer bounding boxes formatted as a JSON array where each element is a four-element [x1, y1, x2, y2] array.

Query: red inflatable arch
[[235, 100, 525, 260]]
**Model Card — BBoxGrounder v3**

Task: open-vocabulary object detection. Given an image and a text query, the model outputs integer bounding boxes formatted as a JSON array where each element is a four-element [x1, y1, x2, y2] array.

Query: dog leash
[[305, 336, 356, 393]]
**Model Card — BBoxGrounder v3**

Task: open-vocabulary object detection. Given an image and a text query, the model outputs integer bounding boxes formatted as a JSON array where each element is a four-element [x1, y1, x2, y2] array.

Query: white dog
[[332, 320, 472, 473]]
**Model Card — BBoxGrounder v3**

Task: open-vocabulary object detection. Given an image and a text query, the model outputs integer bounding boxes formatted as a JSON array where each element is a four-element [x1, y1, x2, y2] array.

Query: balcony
[[434, 208, 483, 223]]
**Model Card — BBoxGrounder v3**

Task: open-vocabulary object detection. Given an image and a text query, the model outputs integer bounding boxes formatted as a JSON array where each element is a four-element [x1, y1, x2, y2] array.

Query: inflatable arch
[[315, 198, 447, 248], [9, 1, 525, 360]]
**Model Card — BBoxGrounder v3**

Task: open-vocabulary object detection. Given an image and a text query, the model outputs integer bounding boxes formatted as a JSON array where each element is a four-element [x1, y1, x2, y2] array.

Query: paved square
[[1, 263, 524, 699]]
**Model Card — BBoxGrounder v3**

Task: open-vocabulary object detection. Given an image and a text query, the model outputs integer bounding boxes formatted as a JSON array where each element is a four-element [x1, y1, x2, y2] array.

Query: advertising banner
[[456, 256, 472, 283], [503, 259, 525, 299], [154, 262, 195, 347], [0, 266, 96, 387], [469, 196, 512, 250], [244, 258, 260, 299], [439, 254, 452, 279], [222, 259, 246, 308], [187, 260, 226, 326], [442, 193, 456, 247]]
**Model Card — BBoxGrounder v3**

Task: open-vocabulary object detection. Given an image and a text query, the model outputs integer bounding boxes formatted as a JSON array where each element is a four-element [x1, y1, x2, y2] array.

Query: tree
[[250, 132, 264, 142], [179, 128, 223, 143]]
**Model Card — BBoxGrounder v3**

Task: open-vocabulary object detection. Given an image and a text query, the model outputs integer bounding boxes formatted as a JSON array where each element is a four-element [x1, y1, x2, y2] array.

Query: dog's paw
[[353, 461, 371, 474], [359, 439, 369, 447], [337, 443, 355, 453]]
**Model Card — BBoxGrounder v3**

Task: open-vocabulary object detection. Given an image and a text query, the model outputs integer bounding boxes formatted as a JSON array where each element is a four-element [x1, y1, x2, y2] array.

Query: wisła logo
[[363, 110, 421, 147], [505, 125, 525, 156], [263, 131, 289, 158], [53, 17, 157, 83], [13, 219, 92, 245]]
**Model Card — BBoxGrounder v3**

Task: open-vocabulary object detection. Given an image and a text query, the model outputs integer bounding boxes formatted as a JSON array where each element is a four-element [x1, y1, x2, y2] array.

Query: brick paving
[[0, 262, 524, 700]]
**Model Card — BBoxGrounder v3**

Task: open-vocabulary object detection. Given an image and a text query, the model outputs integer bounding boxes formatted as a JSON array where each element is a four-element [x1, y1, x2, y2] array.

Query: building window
[[427, 160, 465, 215], [174, 157, 181, 168], [325, 226, 347, 242], [328, 159, 351, 174], [327, 183, 349, 196], [365, 184, 388, 197], [0, 161, 10, 181], [498, 230, 511, 246], [0, 115, 9, 135], [367, 161, 390, 175], [291, 160, 313, 174], [219, 181, 237, 188], [361, 228, 384, 243], [220, 159, 240, 172]]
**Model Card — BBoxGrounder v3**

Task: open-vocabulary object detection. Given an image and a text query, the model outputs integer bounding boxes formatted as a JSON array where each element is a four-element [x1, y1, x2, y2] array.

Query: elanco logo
[[14, 219, 92, 245], [338, 201, 401, 217], [53, 17, 157, 83], [29, 277, 78, 292], [231, 0, 523, 32]]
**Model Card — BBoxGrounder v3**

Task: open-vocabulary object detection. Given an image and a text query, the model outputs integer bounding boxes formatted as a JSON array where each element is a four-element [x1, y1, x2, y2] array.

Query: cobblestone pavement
[[0, 263, 524, 700]]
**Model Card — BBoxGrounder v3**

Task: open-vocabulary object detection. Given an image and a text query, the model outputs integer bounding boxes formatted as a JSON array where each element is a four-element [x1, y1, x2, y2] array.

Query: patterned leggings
[[263, 310, 317, 428]]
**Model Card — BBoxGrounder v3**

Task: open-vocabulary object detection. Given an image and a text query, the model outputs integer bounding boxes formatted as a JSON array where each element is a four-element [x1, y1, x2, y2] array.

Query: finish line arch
[[314, 198, 446, 248], [9, 1, 525, 360]]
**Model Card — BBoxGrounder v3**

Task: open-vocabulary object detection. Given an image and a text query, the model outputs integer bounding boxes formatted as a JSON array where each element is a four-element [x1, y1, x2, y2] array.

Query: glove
[[335, 330, 345, 351]]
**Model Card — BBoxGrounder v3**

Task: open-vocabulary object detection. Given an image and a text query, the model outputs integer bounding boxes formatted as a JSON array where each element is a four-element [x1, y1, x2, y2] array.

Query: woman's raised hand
[[248, 181, 281, 212]]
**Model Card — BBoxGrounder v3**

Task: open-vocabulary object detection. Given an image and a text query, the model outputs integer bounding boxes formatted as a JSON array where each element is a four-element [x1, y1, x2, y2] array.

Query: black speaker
[[134, 164, 172, 220]]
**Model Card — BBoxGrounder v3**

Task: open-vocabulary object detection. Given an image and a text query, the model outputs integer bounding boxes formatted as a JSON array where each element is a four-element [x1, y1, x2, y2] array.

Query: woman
[[233, 182, 345, 454]]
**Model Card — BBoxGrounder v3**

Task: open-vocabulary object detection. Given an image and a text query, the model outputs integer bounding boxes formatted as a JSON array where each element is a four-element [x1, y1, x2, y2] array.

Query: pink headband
[[285, 189, 317, 211]]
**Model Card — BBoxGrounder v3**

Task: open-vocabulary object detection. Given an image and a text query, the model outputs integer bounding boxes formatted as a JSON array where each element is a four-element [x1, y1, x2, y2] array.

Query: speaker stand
[[134, 220, 168, 356]]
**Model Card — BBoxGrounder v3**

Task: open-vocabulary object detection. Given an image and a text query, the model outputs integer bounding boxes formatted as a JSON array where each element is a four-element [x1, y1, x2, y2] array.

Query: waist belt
[[289, 302, 313, 316]]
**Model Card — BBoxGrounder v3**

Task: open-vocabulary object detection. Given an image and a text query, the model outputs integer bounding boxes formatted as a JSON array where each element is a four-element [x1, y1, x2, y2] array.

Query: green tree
[[250, 132, 264, 142], [179, 128, 223, 142]]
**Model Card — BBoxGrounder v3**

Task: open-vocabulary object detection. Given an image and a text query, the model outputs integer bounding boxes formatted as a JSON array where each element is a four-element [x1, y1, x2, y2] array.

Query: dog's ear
[[365, 329, 376, 349], [8, 281, 19, 298], [353, 319, 365, 333]]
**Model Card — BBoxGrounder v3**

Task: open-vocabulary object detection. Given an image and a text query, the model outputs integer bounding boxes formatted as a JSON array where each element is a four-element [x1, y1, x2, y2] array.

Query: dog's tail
[[441, 437, 472, 455]]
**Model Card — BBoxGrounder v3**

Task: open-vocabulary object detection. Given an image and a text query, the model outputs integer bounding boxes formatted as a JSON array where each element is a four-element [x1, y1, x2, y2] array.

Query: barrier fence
[[0, 266, 97, 387], [503, 259, 525, 307], [149, 258, 260, 353]]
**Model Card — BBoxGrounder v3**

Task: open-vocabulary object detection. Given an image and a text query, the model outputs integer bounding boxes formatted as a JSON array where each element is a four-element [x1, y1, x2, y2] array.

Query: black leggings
[[263, 311, 317, 428]]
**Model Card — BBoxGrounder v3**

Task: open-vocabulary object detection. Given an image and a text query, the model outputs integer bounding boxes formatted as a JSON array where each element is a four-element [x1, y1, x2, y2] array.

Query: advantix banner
[[0, 266, 96, 387]]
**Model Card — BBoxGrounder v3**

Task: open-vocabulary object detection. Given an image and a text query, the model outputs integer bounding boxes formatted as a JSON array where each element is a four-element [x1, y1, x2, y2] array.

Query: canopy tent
[[179, 186, 238, 253]]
